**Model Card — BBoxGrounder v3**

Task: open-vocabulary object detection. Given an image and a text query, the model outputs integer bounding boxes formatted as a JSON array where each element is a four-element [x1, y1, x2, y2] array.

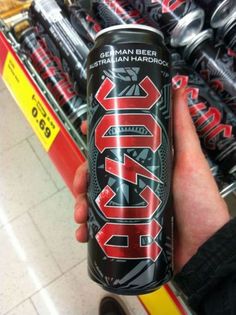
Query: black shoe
[[99, 296, 128, 315]]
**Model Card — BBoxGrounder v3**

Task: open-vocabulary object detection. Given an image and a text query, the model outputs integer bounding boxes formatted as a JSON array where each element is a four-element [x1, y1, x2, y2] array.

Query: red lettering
[[96, 220, 162, 261], [95, 113, 162, 153], [85, 15, 101, 33], [94, 73, 164, 261], [105, 154, 162, 184], [104, 0, 144, 23], [172, 75, 188, 90], [95, 77, 161, 110], [189, 102, 206, 117], [228, 48, 236, 58], [204, 124, 232, 149], [161, 0, 186, 13], [31, 46, 77, 107], [195, 107, 221, 137], [51, 79, 76, 107], [186, 86, 199, 101], [96, 185, 161, 220]]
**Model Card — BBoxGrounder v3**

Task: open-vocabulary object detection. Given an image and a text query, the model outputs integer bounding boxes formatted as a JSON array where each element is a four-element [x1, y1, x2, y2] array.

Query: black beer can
[[219, 12, 236, 52], [130, 0, 204, 47], [30, 0, 89, 97], [204, 151, 236, 198], [194, 0, 236, 28], [91, 0, 148, 28], [87, 25, 173, 295], [184, 29, 236, 113], [19, 27, 87, 130], [172, 54, 236, 174], [57, 1, 101, 46]]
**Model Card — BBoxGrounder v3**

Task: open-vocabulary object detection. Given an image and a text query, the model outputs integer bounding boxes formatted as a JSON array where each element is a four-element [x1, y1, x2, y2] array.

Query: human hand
[[73, 87, 230, 273]]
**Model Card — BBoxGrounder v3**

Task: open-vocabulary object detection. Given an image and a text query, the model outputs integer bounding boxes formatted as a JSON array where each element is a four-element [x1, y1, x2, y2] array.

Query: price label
[[2, 52, 60, 151]]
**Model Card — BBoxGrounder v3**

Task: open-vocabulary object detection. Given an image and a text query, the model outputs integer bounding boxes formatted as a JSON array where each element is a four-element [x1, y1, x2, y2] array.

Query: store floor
[[0, 80, 147, 315], [1, 79, 236, 315]]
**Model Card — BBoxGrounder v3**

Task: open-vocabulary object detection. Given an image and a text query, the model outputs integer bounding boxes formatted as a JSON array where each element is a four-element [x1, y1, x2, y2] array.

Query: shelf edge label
[[2, 52, 60, 152]]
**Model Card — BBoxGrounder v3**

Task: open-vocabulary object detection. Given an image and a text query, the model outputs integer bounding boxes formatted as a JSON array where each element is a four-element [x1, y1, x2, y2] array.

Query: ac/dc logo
[[94, 76, 163, 262], [173, 75, 232, 149]]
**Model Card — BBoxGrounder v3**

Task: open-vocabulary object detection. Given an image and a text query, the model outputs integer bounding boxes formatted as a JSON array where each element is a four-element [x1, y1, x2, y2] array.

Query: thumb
[[173, 87, 203, 159]]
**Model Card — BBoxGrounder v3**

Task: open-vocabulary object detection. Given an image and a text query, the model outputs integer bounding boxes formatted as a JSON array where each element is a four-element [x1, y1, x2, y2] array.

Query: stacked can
[[56, 1, 101, 46], [183, 29, 236, 112], [91, 0, 148, 28], [194, 0, 236, 28], [29, 0, 89, 96], [172, 53, 236, 174], [204, 151, 236, 198], [218, 12, 236, 53], [130, 0, 204, 46], [18, 26, 87, 131]]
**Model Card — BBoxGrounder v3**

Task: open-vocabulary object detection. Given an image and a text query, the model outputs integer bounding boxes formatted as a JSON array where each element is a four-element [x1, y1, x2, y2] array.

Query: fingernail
[[172, 75, 189, 90]]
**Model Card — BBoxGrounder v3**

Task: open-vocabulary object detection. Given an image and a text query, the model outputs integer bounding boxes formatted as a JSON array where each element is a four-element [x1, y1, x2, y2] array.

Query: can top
[[69, 103, 88, 123], [211, 0, 234, 28], [16, 25, 34, 42], [221, 11, 236, 38], [170, 8, 205, 47], [183, 29, 213, 60], [95, 24, 164, 41]]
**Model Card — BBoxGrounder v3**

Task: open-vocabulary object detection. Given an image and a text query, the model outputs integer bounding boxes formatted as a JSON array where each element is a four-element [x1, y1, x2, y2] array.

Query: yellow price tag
[[2, 52, 60, 151], [139, 286, 183, 315]]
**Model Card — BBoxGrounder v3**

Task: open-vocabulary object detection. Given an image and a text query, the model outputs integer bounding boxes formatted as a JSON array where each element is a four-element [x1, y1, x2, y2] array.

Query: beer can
[[184, 29, 236, 112], [87, 25, 173, 295], [91, 0, 148, 28], [130, 0, 204, 47], [30, 0, 89, 97], [67, 4, 101, 45], [204, 152, 236, 198], [195, 0, 236, 28], [57, 1, 101, 46], [172, 54, 236, 174], [219, 12, 236, 52], [19, 27, 87, 130]]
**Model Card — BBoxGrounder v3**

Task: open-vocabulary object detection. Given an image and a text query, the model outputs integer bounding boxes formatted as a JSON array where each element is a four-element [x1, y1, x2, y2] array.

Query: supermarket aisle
[[0, 80, 146, 315]]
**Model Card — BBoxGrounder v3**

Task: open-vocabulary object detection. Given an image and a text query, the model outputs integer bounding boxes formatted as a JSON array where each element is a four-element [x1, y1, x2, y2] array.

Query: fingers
[[74, 194, 88, 223], [81, 120, 87, 135], [75, 224, 88, 243], [73, 162, 89, 243], [74, 195, 89, 243], [73, 161, 88, 196], [173, 87, 202, 158]]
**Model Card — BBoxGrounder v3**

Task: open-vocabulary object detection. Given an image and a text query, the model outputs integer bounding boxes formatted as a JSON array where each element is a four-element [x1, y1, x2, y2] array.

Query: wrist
[[174, 218, 236, 311]]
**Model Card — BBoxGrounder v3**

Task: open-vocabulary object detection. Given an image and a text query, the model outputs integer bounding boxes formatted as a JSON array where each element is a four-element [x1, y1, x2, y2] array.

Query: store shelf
[[0, 29, 86, 195]]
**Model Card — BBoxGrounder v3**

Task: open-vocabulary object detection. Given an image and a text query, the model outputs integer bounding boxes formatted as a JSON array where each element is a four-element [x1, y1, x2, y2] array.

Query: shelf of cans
[[2, 0, 235, 198], [0, 6, 87, 194], [1, 0, 236, 313]]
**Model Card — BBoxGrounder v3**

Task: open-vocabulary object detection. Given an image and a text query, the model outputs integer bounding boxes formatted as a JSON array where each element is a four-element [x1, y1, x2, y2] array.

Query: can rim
[[229, 165, 236, 174], [16, 25, 34, 42], [221, 11, 236, 38], [68, 103, 87, 123], [211, 0, 234, 28], [183, 29, 213, 60], [95, 24, 164, 40], [170, 9, 205, 47]]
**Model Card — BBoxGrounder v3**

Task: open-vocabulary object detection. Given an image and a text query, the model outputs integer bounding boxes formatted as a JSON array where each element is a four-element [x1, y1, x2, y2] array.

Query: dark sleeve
[[174, 218, 236, 314]]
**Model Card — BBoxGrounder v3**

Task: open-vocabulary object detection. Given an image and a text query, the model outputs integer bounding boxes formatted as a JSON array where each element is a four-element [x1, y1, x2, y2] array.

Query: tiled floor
[[0, 80, 146, 314], [1, 78, 236, 315]]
